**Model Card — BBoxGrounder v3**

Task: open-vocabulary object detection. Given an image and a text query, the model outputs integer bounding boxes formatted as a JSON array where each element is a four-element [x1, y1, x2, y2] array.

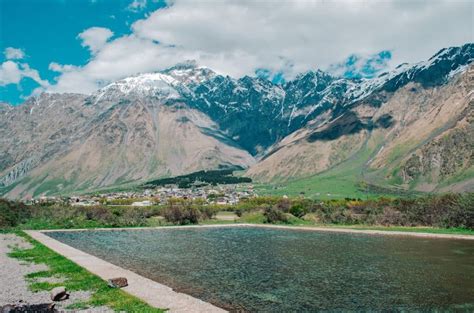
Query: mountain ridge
[[1, 43, 473, 198]]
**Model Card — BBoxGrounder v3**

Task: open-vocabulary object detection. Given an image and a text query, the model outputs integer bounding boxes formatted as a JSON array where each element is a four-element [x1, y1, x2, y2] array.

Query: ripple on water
[[46, 227, 474, 311]]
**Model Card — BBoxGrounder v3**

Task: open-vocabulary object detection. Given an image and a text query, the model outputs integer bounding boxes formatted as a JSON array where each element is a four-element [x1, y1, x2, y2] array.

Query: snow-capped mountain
[[89, 61, 216, 104], [0, 43, 473, 198]]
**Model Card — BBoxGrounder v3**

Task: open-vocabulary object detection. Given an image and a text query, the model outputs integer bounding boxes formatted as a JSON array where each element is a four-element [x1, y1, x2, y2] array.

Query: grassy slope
[[254, 138, 380, 199], [9, 231, 164, 312]]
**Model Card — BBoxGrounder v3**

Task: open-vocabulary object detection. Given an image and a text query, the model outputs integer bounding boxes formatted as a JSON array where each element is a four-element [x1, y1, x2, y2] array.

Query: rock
[[50, 286, 69, 301], [1, 304, 15, 313], [108, 277, 128, 288], [1, 304, 57, 313]]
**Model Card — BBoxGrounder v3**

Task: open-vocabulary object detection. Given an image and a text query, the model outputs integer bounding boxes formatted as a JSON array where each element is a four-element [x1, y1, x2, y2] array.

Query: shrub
[[0, 199, 32, 228], [199, 206, 217, 220], [275, 198, 291, 212], [263, 207, 288, 224], [163, 205, 201, 225], [440, 193, 474, 228], [289, 204, 306, 218], [375, 207, 407, 226]]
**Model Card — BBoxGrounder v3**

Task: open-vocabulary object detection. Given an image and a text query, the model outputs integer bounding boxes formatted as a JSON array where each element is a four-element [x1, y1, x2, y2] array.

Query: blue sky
[[1, 0, 471, 105], [1, 0, 165, 104]]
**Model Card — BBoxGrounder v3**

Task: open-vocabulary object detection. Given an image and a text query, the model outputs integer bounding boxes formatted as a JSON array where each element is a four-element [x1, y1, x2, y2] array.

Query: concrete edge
[[37, 223, 474, 240], [24, 230, 226, 313], [250, 224, 474, 240]]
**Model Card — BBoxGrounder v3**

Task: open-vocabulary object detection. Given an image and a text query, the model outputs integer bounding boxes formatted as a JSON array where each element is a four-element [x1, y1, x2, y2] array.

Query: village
[[28, 183, 258, 207]]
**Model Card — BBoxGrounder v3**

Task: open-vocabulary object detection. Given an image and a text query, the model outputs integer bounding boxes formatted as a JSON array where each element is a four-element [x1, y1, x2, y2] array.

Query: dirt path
[[0, 233, 112, 312]]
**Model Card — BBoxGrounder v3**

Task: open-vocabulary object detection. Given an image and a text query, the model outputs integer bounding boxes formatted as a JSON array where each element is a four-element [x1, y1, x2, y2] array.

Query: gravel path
[[0, 234, 113, 312]]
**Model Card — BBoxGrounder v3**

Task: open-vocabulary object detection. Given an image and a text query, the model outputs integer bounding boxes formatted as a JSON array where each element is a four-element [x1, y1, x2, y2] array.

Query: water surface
[[47, 227, 474, 311]]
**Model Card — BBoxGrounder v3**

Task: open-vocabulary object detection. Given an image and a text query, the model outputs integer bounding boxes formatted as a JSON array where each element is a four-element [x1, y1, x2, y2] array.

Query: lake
[[46, 226, 474, 311]]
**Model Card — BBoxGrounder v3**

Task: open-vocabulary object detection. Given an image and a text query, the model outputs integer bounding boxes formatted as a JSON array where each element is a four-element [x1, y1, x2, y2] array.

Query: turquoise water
[[47, 227, 474, 311]]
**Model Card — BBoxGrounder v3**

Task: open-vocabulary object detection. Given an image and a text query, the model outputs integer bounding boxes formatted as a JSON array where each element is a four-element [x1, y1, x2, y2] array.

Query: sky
[[0, 0, 472, 104]]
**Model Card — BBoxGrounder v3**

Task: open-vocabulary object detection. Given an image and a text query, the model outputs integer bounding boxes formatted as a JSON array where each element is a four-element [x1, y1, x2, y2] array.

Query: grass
[[255, 141, 382, 199], [239, 212, 267, 224], [439, 166, 474, 188], [8, 231, 164, 312]]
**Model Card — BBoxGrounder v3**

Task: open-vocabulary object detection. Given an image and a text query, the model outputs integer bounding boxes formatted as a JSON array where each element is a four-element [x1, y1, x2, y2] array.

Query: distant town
[[27, 183, 258, 207]]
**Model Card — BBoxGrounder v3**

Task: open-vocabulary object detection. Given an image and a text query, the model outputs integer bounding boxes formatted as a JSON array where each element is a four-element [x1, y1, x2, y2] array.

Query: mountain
[[0, 72, 254, 198], [247, 44, 474, 193], [0, 43, 473, 198]]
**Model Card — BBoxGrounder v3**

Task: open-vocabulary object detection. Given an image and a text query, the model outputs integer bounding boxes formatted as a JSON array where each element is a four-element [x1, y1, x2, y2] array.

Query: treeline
[[142, 169, 252, 188], [241, 193, 474, 228], [1, 193, 473, 230], [0, 198, 160, 229]]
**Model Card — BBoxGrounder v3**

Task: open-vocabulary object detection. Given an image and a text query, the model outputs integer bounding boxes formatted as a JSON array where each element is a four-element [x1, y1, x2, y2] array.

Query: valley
[[2, 3, 473, 313], [1, 44, 473, 199]]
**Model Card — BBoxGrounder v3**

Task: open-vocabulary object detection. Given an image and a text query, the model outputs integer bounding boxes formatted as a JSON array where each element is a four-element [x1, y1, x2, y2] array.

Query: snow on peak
[[164, 61, 216, 86], [91, 62, 217, 103], [97, 72, 179, 95]]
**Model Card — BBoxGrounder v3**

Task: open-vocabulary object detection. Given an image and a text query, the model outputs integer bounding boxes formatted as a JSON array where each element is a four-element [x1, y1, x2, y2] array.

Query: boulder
[[50, 286, 69, 301], [108, 277, 128, 288]]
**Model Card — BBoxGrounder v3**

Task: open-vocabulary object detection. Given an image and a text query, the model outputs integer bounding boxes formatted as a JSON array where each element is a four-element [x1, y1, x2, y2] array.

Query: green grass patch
[[255, 142, 382, 199], [9, 231, 164, 312], [239, 212, 266, 224]]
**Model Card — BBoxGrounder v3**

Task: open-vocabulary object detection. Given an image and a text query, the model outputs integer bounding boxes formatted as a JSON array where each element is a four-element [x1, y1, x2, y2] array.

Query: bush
[[1, 193, 473, 230], [289, 204, 306, 218], [263, 206, 288, 224], [199, 206, 217, 220], [0, 199, 32, 228], [275, 198, 291, 212], [163, 205, 201, 225]]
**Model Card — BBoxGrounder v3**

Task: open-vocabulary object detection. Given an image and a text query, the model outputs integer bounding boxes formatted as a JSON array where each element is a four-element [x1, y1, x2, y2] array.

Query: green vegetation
[[162, 199, 215, 225], [143, 169, 252, 189], [0, 198, 164, 230], [255, 140, 383, 199], [9, 231, 163, 312], [1, 193, 473, 234]]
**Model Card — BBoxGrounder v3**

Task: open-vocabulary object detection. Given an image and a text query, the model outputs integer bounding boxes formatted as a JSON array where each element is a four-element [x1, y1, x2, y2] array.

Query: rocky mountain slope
[[0, 43, 473, 198], [0, 81, 254, 198], [248, 44, 474, 193]]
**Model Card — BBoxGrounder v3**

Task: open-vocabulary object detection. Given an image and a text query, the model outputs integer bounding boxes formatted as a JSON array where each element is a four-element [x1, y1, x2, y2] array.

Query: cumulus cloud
[[0, 60, 49, 88], [0, 48, 49, 90], [48, 0, 472, 94], [77, 27, 114, 55], [4, 47, 25, 60]]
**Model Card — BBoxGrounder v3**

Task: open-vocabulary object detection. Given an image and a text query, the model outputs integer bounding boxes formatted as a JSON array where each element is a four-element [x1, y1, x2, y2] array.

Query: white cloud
[[48, 0, 473, 94], [4, 47, 25, 60], [127, 0, 147, 12], [49, 62, 80, 73], [0, 61, 22, 84], [0, 60, 49, 88], [77, 27, 114, 55]]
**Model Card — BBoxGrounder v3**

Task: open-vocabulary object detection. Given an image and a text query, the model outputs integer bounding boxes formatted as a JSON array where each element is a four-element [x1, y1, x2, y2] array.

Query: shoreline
[[23, 224, 473, 312], [24, 230, 225, 313], [36, 223, 474, 240]]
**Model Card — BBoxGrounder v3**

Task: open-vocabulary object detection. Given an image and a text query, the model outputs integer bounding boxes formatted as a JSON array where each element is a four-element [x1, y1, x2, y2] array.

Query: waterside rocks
[[50, 286, 69, 301], [108, 277, 128, 288]]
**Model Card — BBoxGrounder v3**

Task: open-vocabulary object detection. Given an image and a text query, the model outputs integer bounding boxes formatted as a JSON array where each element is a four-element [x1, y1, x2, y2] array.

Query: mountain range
[[1, 43, 473, 198]]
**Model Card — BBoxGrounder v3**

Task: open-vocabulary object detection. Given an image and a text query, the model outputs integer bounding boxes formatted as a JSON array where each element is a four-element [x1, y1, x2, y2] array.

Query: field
[[255, 140, 380, 199]]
